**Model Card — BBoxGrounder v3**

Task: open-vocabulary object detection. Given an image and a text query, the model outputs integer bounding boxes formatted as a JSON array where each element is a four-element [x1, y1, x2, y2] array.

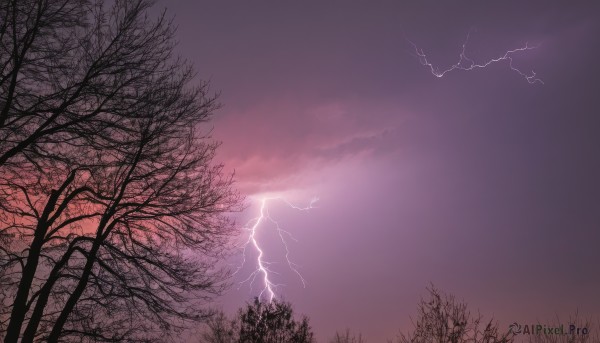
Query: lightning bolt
[[407, 31, 544, 84], [236, 196, 318, 303]]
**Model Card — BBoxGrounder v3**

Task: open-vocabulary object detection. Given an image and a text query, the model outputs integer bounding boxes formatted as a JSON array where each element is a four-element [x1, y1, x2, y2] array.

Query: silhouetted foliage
[[200, 298, 314, 343], [199, 311, 239, 343], [389, 285, 513, 343], [238, 298, 314, 343], [0, 0, 175, 169], [0, 0, 241, 342], [330, 329, 365, 343]]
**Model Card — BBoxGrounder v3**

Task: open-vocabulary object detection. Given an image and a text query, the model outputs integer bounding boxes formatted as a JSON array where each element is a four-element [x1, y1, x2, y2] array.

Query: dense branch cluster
[[200, 298, 315, 343], [389, 286, 513, 343], [0, 1, 241, 342]]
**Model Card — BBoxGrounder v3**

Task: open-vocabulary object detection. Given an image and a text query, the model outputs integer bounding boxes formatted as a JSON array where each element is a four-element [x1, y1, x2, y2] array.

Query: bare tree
[[0, 0, 173, 168], [199, 310, 239, 343], [198, 299, 314, 343], [0, 1, 242, 342], [389, 285, 513, 343], [237, 298, 314, 343], [330, 329, 365, 343]]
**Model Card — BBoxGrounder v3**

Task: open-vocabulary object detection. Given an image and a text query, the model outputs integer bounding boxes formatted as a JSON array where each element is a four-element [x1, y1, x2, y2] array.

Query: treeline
[[199, 286, 599, 343]]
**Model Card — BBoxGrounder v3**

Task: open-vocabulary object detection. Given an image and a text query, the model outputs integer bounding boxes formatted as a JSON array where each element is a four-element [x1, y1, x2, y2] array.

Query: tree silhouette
[[0, 1, 241, 342], [199, 299, 314, 343], [0, 0, 174, 168], [390, 285, 513, 343], [237, 298, 314, 343], [199, 311, 239, 343]]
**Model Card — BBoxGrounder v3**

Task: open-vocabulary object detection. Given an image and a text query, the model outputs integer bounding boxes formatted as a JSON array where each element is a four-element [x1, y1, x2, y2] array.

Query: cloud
[[213, 99, 402, 195]]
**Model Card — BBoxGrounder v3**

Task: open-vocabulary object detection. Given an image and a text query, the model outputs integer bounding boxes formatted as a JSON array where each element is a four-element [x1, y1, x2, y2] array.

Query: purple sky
[[157, 2, 600, 341]]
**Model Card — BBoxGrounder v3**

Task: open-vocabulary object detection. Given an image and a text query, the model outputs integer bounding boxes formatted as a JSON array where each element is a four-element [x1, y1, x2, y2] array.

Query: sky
[[156, 2, 600, 341]]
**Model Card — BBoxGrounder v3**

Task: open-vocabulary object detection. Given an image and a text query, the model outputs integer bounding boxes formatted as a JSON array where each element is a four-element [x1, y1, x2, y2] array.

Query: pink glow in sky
[[158, 2, 600, 341]]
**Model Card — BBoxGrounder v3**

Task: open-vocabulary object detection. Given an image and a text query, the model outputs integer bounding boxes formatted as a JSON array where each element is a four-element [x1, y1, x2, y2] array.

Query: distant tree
[[330, 329, 365, 343], [199, 311, 239, 343], [0, 0, 242, 342], [237, 298, 314, 343], [389, 285, 513, 343]]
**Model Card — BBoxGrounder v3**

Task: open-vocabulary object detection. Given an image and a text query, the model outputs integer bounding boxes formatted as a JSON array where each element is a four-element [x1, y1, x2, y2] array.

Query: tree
[[237, 298, 314, 343], [198, 299, 314, 343], [239, 298, 313, 343], [0, 0, 160, 168], [0, 1, 241, 342], [390, 286, 513, 343], [330, 329, 365, 343], [199, 311, 239, 343]]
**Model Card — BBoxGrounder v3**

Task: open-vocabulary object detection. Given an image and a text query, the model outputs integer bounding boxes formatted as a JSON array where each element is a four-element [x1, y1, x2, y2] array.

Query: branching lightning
[[407, 31, 543, 84], [236, 196, 318, 303]]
